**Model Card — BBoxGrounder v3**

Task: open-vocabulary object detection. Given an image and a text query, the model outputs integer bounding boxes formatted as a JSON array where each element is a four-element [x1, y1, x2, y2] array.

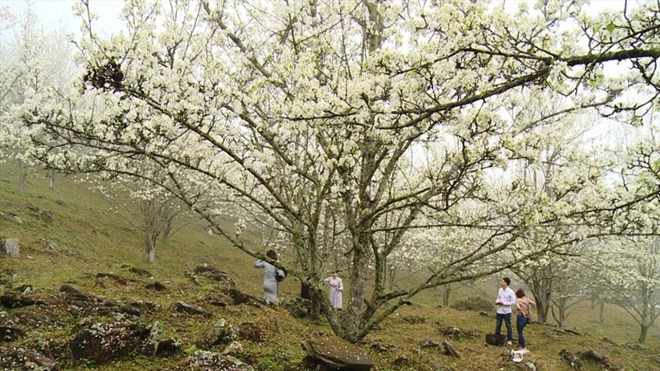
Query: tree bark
[[310, 287, 322, 321], [345, 240, 371, 342], [47, 168, 54, 190], [161, 219, 172, 242], [18, 160, 27, 194], [552, 297, 568, 328], [638, 325, 649, 343], [146, 232, 157, 263], [445, 284, 452, 307]]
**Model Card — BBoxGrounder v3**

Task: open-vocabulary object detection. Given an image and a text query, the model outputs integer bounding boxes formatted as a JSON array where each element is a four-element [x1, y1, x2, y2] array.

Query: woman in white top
[[323, 271, 343, 310]]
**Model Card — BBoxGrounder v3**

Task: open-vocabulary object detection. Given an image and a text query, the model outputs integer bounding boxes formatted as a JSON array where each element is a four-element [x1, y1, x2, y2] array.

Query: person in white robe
[[323, 271, 343, 310]]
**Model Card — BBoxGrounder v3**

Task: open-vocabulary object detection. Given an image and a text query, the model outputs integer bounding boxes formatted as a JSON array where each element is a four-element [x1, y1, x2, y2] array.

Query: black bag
[[485, 333, 505, 346], [275, 269, 286, 282]]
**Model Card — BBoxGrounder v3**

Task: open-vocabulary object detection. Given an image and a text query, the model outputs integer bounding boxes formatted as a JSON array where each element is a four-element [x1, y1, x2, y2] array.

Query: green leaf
[[606, 22, 616, 33]]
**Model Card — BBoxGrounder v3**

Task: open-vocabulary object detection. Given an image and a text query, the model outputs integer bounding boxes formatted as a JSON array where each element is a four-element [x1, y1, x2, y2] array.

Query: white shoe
[[507, 341, 512, 345], [519, 348, 529, 354]]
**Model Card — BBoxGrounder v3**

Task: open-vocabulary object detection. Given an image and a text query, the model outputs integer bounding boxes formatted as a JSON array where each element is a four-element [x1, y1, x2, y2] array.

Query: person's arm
[[496, 289, 503, 305], [504, 290, 516, 306], [254, 260, 265, 268], [337, 278, 343, 291], [323, 277, 330, 284]]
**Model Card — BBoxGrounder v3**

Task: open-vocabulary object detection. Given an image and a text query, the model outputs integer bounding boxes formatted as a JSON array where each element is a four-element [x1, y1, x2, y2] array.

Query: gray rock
[[172, 301, 212, 317], [0, 346, 59, 370], [187, 350, 254, 370], [303, 336, 373, 370], [222, 341, 244, 355], [204, 319, 238, 348], [8, 308, 62, 328], [2, 238, 20, 257], [70, 320, 179, 364], [70, 322, 143, 364], [193, 263, 230, 283]]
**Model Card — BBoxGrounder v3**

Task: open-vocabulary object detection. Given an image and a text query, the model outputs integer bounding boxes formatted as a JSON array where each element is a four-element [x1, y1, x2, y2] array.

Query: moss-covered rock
[[303, 336, 373, 370]]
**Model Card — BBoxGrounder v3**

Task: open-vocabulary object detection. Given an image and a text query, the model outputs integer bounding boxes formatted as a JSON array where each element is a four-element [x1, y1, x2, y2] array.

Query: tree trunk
[[310, 287, 322, 321], [530, 277, 552, 323], [344, 242, 370, 342], [636, 281, 654, 344], [638, 325, 649, 343], [47, 169, 54, 189], [598, 301, 605, 324], [443, 284, 451, 307], [161, 219, 172, 242], [552, 298, 568, 328], [146, 232, 157, 263], [18, 160, 27, 194]]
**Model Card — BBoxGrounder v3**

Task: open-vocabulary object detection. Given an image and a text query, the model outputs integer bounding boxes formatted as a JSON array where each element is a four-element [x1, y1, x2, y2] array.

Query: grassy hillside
[[1, 162, 658, 370]]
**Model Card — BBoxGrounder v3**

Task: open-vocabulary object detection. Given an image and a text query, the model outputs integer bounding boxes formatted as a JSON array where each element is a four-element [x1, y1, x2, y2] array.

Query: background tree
[[84, 162, 192, 263], [0, 1, 75, 191], [590, 116, 660, 343], [595, 237, 660, 343], [505, 103, 616, 323], [547, 250, 593, 328], [25, 0, 660, 342], [115, 189, 186, 264]]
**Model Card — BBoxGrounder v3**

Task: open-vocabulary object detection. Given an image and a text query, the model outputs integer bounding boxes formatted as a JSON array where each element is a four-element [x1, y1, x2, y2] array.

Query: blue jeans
[[495, 313, 513, 341], [516, 315, 529, 347]]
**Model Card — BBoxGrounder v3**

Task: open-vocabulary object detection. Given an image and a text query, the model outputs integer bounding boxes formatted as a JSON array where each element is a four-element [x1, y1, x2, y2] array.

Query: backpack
[[275, 269, 286, 282], [485, 333, 505, 346]]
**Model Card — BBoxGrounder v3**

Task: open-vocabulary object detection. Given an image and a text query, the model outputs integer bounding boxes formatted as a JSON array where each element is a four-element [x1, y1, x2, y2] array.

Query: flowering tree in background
[[88, 167, 190, 263], [23, 0, 659, 341], [0, 2, 75, 191], [503, 95, 616, 323], [593, 237, 660, 343], [587, 122, 659, 343]]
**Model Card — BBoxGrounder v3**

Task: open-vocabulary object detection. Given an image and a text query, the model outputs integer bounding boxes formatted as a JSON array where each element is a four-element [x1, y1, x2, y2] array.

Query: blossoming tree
[[0, 3, 75, 191], [24, 0, 659, 341], [592, 236, 660, 343]]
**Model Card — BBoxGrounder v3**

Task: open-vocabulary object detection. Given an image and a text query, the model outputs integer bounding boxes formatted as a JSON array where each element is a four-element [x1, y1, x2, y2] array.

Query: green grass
[[1, 162, 659, 370]]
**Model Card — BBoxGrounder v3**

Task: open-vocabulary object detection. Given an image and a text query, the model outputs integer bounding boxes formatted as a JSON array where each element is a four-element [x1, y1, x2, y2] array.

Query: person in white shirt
[[254, 250, 286, 304], [323, 271, 344, 310], [495, 277, 516, 345]]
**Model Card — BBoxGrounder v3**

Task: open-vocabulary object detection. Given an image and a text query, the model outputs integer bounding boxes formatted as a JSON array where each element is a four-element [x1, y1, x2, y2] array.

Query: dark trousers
[[495, 313, 513, 341], [516, 315, 529, 347]]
